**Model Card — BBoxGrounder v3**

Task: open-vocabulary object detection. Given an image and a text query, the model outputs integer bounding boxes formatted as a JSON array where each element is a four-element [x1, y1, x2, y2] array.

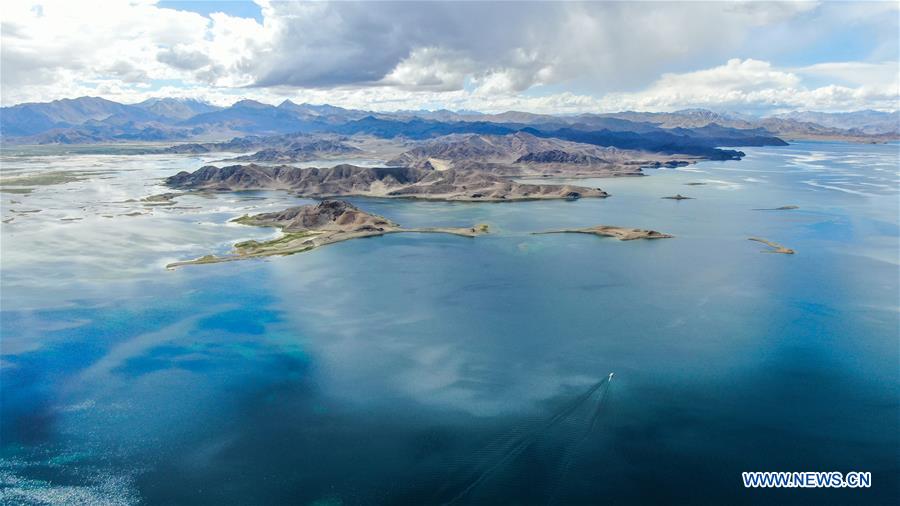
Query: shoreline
[[533, 225, 673, 241], [167, 201, 490, 268]]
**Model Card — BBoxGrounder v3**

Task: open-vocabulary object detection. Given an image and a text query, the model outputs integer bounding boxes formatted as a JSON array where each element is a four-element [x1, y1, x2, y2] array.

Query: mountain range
[[1, 97, 896, 149]]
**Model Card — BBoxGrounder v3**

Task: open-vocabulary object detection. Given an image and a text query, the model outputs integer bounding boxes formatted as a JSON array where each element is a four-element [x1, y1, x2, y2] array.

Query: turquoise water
[[1, 142, 898, 504]]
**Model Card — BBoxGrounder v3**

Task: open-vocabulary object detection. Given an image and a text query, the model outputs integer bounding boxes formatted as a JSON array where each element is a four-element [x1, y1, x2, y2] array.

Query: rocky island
[[165, 163, 607, 201], [533, 225, 673, 241], [166, 200, 489, 268]]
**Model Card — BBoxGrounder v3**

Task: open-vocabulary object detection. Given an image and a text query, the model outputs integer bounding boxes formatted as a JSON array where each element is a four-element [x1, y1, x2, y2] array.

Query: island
[[753, 205, 799, 211], [533, 225, 673, 241], [662, 194, 694, 200], [748, 237, 795, 254], [165, 163, 608, 202], [140, 192, 184, 205], [166, 200, 489, 268]]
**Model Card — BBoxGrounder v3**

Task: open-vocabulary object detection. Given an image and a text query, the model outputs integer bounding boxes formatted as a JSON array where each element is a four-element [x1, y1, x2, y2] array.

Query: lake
[[1, 141, 898, 504]]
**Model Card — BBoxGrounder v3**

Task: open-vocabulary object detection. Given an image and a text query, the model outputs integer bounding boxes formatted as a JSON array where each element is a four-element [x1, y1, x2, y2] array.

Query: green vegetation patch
[[0, 170, 110, 187], [191, 255, 221, 264], [234, 231, 321, 254], [231, 214, 261, 226]]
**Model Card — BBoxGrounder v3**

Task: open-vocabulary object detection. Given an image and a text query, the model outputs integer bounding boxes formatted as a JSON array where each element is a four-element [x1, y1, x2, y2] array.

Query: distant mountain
[[0, 96, 139, 136], [161, 132, 353, 155], [521, 127, 753, 159], [178, 99, 331, 135], [391, 108, 478, 122], [599, 109, 758, 130], [568, 115, 663, 133], [768, 110, 899, 135], [398, 109, 568, 126], [14, 122, 193, 144], [578, 109, 898, 141], [277, 100, 368, 122], [1, 96, 895, 146], [330, 116, 518, 139], [135, 97, 220, 120]]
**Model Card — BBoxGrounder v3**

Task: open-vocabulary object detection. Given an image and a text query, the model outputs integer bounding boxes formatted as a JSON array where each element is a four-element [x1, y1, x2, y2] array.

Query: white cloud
[[0, 0, 267, 102], [795, 61, 899, 89], [598, 59, 899, 113], [0, 1, 897, 113], [380, 47, 473, 91]]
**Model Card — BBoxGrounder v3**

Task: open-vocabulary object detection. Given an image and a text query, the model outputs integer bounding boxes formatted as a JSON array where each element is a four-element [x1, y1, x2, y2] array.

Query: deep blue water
[[1, 141, 898, 504]]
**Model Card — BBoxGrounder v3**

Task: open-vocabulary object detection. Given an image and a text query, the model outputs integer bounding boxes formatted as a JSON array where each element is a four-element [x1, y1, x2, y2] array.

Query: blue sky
[[1, 1, 897, 113], [160, 0, 263, 23]]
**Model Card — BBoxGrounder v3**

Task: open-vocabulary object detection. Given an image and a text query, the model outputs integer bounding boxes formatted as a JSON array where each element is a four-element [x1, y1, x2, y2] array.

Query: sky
[[1, 0, 898, 114]]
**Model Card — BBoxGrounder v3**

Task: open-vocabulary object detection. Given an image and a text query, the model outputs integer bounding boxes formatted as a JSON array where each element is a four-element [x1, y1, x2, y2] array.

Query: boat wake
[[436, 373, 614, 505]]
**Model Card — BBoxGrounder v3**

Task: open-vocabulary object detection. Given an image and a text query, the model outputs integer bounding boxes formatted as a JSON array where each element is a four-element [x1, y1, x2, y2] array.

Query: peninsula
[[166, 200, 489, 268]]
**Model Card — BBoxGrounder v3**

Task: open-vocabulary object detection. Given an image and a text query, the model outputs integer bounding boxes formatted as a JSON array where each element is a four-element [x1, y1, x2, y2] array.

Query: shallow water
[[1, 141, 898, 504]]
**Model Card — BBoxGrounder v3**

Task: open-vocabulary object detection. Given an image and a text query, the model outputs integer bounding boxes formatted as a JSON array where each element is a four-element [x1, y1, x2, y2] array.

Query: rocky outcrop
[[233, 200, 397, 232], [166, 163, 424, 193], [642, 160, 691, 168], [387, 132, 617, 167], [223, 140, 363, 163], [514, 150, 607, 165], [165, 163, 609, 201]]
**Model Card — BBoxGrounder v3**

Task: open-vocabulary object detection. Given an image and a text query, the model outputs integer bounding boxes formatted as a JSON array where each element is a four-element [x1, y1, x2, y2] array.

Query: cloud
[[244, 1, 801, 92], [0, 0, 265, 102], [598, 59, 899, 113], [1, 1, 207, 100], [379, 47, 473, 91], [0, 0, 897, 113], [157, 46, 213, 72], [600, 58, 803, 110], [795, 61, 899, 89]]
